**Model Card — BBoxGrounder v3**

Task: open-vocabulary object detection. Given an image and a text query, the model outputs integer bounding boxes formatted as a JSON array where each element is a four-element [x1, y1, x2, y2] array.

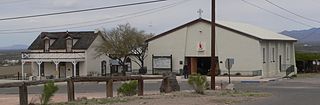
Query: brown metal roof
[[28, 31, 98, 50]]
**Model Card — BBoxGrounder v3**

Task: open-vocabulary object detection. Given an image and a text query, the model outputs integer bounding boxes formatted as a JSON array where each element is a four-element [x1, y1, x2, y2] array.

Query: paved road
[[1, 77, 319, 105], [0, 81, 193, 94], [236, 77, 320, 105]]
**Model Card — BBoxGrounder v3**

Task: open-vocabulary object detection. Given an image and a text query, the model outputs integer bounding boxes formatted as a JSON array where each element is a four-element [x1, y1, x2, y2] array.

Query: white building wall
[[144, 21, 296, 77], [146, 27, 188, 74], [260, 41, 296, 77], [85, 34, 110, 76], [216, 26, 262, 75], [43, 62, 56, 76], [185, 22, 212, 57]]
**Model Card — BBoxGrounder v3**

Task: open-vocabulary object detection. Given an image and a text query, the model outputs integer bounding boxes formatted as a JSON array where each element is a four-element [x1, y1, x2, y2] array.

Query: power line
[[241, 0, 315, 28], [0, 0, 166, 21], [265, 0, 320, 24], [263, 0, 320, 41], [0, 0, 32, 5], [0, 0, 180, 32], [0, 0, 191, 34]]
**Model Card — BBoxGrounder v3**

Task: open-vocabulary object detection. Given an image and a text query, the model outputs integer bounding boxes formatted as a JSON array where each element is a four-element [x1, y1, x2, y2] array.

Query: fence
[[0, 76, 166, 105]]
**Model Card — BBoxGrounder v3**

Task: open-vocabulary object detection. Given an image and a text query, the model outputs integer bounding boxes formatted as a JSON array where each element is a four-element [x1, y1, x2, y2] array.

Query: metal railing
[[21, 52, 85, 59]]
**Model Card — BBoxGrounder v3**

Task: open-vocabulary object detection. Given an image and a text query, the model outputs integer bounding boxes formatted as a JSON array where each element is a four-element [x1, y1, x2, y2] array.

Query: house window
[[287, 46, 289, 61], [66, 38, 72, 52], [263, 48, 266, 63], [101, 61, 107, 76], [125, 58, 132, 72], [40, 63, 44, 76], [272, 48, 275, 62], [44, 39, 50, 52]]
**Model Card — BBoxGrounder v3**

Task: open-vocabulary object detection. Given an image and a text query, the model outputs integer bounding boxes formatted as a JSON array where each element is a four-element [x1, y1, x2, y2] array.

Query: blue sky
[[0, 0, 318, 47]]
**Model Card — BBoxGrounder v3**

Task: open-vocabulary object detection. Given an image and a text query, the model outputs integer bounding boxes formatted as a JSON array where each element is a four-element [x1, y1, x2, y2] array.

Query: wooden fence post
[[67, 78, 75, 101], [19, 82, 28, 105], [138, 78, 144, 96], [107, 79, 113, 97]]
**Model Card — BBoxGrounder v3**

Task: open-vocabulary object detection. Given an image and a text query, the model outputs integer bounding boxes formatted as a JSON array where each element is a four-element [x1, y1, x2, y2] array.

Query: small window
[[125, 58, 132, 72], [101, 61, 107, 76], [287, 46, 289, 61], [272, 48, 275, 62], [44, 39, 50, 52], [66, 38, 72, 52], [263, 48, 266, 63]]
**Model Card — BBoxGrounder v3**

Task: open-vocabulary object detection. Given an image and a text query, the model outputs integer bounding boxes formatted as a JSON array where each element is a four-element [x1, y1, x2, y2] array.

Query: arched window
[[101, 61, 107, 76], [125, 58, 132, 72]]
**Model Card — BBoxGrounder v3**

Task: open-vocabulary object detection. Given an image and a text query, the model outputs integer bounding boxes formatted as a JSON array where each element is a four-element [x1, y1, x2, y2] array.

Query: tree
[[40, 81, 58, 105], [96, 24, 151, 75], [130, 34, 153, 74]]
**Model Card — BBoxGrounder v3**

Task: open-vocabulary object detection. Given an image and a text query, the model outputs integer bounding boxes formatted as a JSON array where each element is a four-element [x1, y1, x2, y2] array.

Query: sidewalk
[[0, 75, 281, 84], [141, 75, 281, 83]]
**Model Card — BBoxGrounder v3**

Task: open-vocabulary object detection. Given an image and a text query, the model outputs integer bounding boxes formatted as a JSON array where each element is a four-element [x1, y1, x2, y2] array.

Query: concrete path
[[236, 77, 320, 105]]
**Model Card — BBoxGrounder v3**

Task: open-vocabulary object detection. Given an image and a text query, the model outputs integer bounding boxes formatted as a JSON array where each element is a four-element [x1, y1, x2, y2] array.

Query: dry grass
[[0, 64, 32, 76], [51, 90, 270, 105], [295, 73, 320, 79]]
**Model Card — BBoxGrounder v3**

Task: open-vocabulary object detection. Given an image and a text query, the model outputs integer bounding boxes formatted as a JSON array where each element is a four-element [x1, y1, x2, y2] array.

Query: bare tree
[[96, 24, 151, 75], [130, 34, 153, 74]]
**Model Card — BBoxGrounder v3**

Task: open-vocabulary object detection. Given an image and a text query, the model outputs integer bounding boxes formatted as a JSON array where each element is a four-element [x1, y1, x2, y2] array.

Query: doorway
[[197, 57, 211, 75], [59, 63, 66, 78], [186, 57, 218, 75]]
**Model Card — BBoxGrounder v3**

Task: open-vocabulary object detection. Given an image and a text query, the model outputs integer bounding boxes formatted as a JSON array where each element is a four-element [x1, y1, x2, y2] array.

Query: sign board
[[225, 58, 234, 70], [153, 57, 171, 69]]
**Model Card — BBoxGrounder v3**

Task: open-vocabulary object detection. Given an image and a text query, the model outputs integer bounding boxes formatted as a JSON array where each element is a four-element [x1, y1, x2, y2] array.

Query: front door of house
[[59, 63, 66, 78]]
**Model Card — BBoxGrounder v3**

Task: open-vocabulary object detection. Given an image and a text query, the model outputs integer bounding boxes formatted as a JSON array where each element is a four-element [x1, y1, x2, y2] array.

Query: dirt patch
[[0, 90, 270, 105], [52, 90, 270, 105]]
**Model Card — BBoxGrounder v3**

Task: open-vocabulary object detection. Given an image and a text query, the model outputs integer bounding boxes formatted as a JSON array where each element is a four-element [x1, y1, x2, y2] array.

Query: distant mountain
[[280, 28, 320, 43], [0, 44, 28, 50], [280, 28, 320, 52]]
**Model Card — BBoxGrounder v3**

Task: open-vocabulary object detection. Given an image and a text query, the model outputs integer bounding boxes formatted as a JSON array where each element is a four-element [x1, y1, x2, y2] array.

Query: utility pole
[[211, 0, 216, 90]]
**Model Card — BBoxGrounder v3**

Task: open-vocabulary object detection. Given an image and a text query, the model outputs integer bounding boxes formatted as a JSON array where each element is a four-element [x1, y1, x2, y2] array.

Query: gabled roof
[[146, 18, 297, 42], [28, 31, 98, 50]]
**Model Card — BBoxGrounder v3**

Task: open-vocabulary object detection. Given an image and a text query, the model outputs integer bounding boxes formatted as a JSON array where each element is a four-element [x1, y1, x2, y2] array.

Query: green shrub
[[117, 80, 138, 96], [188, 74, 209, 94], [40, 81, 59, 105], [235, 73, 241, 76]]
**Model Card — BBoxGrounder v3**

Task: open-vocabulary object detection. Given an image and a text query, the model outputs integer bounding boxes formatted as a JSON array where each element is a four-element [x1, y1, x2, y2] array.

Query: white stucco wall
[[260, 41, 296, 77], [146, 26, 188, 74], [85, 34, 110, 76], [216, 26, 262, 75], [143, 21, 296, 77]]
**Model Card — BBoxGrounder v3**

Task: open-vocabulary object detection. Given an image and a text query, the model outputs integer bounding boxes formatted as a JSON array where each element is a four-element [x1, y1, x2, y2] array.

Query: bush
[[223, 73, 229, 76], [188, 74, 209, 94], [117, 80, 138, 96], [40, 81, 59, 105], [235, 73, 241, 76]]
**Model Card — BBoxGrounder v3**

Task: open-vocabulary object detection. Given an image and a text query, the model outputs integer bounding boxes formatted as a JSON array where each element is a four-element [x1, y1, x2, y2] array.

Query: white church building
[[144, 18, 297, 77]]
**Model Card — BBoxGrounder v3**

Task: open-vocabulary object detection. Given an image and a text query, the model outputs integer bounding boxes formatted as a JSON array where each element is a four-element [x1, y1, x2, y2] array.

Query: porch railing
[[21, 52, 85, 59]]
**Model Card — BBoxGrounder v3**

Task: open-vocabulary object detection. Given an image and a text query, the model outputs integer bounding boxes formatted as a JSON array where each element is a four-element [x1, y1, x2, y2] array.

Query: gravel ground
[[0, 90, 269, 105]]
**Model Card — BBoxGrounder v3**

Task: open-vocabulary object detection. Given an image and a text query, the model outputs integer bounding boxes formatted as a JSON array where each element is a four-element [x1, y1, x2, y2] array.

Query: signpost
[[225, 58, 234, 84]]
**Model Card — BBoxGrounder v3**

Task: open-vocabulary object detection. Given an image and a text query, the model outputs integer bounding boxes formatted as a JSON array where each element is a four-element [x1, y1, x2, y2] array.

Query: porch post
[[21, 61, 25, 80], [72, 61, 77, 77], [36, 61, 42, 78], [53, 61, 60, 78]]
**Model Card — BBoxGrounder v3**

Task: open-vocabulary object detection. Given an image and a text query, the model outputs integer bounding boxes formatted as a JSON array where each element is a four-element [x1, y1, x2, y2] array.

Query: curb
[[240, 78, 281, 83]]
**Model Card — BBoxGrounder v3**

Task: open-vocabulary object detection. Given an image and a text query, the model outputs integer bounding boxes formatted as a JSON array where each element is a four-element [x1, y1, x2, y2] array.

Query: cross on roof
[[197, 9, 203, 18]]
